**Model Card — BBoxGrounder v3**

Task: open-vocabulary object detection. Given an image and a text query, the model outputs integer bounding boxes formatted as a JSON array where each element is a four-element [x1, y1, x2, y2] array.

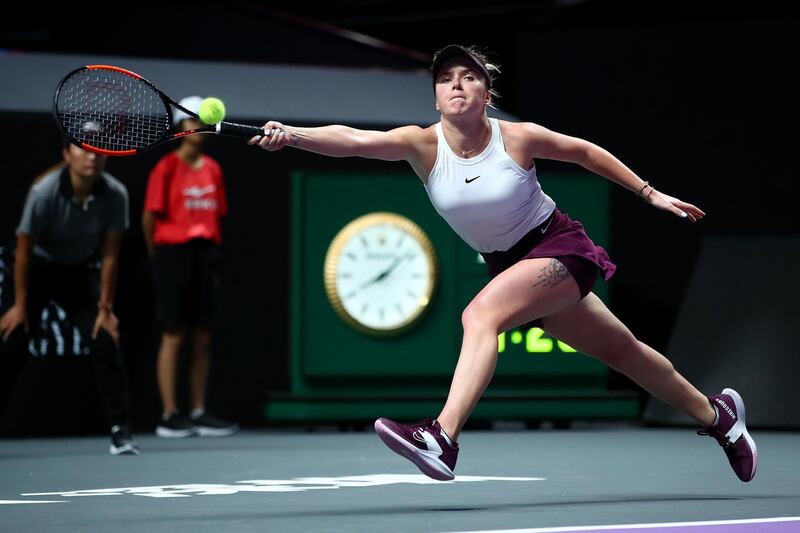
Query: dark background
[[1, 0, 797, 434]]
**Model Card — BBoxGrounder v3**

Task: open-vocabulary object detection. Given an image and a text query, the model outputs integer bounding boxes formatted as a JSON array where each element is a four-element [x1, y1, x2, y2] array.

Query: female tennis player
[[249, 45, 756, 483]]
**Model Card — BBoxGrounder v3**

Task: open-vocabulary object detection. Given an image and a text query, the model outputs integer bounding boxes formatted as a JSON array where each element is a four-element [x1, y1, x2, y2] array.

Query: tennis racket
[[53, 65, 270, 156]]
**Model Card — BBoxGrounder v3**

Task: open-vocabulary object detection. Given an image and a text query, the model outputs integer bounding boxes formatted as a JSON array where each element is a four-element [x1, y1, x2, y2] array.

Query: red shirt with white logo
[[144, 152, 228, 245]]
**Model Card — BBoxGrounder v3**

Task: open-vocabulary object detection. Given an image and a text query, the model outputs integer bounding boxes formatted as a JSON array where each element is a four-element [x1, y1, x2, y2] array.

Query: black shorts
[[153, 239, 220, 327]]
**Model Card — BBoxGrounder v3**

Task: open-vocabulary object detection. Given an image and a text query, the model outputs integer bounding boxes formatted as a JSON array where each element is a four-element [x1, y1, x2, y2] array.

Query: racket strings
[[56, 69, 170, 152]]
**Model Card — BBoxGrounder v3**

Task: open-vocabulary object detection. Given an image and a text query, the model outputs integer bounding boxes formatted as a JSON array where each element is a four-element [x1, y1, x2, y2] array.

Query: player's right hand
[[0, 304, 28, 341], [249, 121, 291, 151]]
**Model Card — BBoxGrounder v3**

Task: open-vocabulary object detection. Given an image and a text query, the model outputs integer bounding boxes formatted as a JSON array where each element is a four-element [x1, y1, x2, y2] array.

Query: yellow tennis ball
[[198, 97, 226, 125]]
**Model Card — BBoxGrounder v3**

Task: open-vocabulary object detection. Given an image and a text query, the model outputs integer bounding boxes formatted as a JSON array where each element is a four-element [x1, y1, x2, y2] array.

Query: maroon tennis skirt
[[480, 208, 616, 303]]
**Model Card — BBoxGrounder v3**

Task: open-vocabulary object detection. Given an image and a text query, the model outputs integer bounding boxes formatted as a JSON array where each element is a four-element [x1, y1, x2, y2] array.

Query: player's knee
[[461, 297, 499, 333], [461, 303, 478, 331]]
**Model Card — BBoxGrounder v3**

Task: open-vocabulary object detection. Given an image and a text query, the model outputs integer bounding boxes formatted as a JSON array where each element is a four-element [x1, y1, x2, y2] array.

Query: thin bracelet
[[636, 181, 650, 198]]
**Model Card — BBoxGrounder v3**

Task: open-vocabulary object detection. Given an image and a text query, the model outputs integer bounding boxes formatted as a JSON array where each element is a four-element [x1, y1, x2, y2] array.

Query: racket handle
[[217, 121, 267, 138]]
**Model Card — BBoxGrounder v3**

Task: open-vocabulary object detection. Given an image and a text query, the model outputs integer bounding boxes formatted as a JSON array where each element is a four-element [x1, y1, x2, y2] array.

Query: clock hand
[[358, 256, 404, 290], [380, 256, 404, 277], [359, 273, 384, 290], [377, 252, 417, 281]]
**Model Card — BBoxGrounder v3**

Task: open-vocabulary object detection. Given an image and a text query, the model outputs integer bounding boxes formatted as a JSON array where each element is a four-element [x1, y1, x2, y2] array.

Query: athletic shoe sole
[[195, 426, 239, 437], [155, 426, 196, 438], [723, 387, 758, 481], [374, 419, 454, 481], [109, 444, 140, 455]]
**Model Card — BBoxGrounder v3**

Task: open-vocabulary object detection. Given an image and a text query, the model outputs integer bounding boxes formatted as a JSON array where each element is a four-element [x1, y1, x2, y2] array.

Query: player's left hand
[[93, 309, 120, 345], [646, 188, 706, 222]]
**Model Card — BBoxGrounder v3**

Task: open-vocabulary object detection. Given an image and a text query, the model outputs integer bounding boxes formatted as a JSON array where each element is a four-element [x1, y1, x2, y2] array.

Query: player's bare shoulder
[[400, 124, 438, 183], [498, 120, 547, 146], [391, 124, 435, 147], [390, 124, 436, 159], [418, 124, 439, 151], [497, 120, 547, 167]]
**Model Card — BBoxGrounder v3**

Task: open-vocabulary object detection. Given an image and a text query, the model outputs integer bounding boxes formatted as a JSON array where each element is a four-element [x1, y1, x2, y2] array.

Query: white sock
[[711, 404, 720, 427], [191, 408, 205, 419]]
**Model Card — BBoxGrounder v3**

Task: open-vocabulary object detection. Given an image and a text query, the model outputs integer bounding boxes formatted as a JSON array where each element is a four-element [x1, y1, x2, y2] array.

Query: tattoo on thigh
[[532, 258, 570, 289]]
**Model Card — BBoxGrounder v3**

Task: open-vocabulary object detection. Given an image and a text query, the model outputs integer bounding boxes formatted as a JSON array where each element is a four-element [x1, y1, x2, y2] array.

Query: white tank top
[[425, 118, 556, 253]]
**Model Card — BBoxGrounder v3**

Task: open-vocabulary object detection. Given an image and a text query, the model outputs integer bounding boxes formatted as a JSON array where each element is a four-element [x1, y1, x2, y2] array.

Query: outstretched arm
[[523, 123, 705, 222], [249, 121, 424, 162]]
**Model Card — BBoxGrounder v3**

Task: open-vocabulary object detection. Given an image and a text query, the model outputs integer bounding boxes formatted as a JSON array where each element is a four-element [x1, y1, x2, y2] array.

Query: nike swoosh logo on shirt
[[465, 175, 481, 183], [183, 185, 216, 198], [540, 218, 553, 234]]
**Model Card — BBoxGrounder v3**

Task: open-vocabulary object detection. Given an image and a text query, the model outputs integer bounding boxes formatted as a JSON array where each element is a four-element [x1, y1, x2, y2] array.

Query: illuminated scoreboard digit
[[498, 328, 577, 354]]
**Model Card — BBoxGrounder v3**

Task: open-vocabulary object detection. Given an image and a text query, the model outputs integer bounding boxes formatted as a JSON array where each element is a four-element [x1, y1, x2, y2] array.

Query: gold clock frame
[[323, 212, 438, 337]]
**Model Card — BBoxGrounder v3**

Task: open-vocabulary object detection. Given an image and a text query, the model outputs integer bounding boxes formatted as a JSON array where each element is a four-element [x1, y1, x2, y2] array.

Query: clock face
[[324, 212, 437, 336]]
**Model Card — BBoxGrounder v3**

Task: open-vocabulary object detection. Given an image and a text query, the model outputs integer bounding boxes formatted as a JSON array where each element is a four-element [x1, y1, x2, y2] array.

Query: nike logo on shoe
[[465, 175, 480, 183], [412, 430, 443, 454]]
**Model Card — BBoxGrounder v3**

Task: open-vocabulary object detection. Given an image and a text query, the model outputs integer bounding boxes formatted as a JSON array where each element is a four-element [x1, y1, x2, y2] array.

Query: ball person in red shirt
[[142, 96, 238, 438]]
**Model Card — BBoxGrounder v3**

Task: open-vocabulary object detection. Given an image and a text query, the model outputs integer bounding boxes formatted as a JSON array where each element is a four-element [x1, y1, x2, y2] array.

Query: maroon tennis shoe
[[698, 388, 758, 482], [374, 417, 459, 481]]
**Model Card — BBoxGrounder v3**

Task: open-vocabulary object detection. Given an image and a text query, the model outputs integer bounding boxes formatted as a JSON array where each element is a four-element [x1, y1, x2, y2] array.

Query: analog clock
[[323, 212, 438, 336]]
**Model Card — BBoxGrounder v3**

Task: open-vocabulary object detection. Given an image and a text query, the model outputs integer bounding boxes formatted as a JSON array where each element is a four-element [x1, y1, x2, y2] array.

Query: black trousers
[[0, 254, 132, 429]]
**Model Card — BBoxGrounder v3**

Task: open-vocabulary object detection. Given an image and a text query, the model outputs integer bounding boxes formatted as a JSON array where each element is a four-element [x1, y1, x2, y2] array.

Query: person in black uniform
[[0, 139, 138, 455]]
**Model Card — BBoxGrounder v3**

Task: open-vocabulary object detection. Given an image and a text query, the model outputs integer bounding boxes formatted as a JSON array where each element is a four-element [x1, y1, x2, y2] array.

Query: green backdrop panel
[[293, 172, 458, 389], [291, 171, 612, 394]]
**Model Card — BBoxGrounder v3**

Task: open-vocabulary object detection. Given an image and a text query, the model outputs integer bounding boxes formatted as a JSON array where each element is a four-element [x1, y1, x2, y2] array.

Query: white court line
[[443, 516, 800, 533], [0, 500, 66, 505], [20, 474, 545, 499]]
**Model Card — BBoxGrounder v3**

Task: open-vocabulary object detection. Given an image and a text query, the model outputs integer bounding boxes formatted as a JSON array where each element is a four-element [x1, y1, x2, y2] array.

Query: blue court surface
[[1, 426, 798, 532]]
